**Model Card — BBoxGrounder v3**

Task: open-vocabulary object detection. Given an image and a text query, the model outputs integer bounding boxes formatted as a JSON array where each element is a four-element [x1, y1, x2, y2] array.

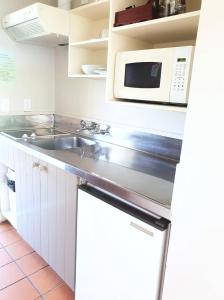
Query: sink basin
[[2, 128, 68, 139], [27, 136, 96, 150]]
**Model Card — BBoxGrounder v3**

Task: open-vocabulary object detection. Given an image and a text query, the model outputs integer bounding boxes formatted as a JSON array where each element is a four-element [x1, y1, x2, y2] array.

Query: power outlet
[[81, 0, 88, 4], [0, 99, 10, 112], [24, 98, 32, 112]]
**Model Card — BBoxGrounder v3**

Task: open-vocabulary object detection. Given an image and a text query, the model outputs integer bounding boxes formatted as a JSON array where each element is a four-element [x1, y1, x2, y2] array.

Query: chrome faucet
[[76, 120, 98, 133], [76, 120, 110, 135], [93, 124, 111, 135]]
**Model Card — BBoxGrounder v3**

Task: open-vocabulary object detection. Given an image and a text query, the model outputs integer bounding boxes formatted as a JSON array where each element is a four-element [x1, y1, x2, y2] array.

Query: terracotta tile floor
[[0, 221, 74, 300]]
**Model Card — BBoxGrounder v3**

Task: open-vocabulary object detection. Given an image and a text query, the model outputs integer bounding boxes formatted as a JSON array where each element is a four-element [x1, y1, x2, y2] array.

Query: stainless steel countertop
[[1, 131, 178, 220]]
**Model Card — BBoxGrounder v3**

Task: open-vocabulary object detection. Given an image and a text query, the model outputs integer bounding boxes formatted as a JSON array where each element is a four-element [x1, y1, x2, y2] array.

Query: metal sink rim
[[1, 128, 70, 140], [25, 135, 96, 151]]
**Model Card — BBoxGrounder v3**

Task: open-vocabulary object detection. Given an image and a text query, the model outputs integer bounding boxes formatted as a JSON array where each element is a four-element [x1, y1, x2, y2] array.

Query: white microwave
[[114, 46, 195, 104]]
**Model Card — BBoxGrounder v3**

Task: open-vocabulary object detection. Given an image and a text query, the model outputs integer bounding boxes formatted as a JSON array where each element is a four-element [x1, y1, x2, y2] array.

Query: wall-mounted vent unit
[[2, 3, 69, 47]]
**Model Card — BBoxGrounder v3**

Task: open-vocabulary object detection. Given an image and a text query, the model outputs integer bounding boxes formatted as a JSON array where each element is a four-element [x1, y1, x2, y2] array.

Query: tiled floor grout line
[[0, 245, 35, 268], [0, 238, 22, 249], [3, 246, 44, 298], [0, 228, 14, 235], [0, 259, 13, 269], [0, 224, 74, 299], [0, 278, 26, 292], [40, 280, 65, 298], [1, 247, 68, 299], [14, 262, 47, 298]]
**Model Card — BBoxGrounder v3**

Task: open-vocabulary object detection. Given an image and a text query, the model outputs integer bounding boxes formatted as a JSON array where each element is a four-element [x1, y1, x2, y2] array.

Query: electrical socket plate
[[24, 98, 32, 112], [0, 99, 10, 112]]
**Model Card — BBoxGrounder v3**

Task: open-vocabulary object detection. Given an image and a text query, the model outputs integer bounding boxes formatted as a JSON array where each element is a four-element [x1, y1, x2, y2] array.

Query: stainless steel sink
[[27, 136, 96, 151], [1, 128, 68, 139]]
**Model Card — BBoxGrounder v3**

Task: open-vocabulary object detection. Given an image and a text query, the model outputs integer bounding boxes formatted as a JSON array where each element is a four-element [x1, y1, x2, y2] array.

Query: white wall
[[55, 46, 186, 138], [163, 0, 224, 299], [0, 0, 56, 115], [1, 1, 186, 137]]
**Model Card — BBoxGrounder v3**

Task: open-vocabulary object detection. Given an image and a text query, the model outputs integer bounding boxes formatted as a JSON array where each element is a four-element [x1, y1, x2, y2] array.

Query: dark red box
[[114, 1, 157, 27]]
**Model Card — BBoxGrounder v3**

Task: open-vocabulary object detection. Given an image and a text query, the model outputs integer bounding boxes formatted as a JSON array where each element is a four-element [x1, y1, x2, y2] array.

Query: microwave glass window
[[124, 62, 162, 89]]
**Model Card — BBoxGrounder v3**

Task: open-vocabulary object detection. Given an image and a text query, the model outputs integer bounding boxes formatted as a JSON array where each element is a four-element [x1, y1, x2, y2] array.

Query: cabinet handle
[[39, 165, 48, 173], [130, 221, 154, 237], [33, 162, 40, 169]]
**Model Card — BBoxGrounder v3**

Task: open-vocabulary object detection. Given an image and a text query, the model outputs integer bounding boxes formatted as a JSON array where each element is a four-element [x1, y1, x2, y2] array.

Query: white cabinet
[[0, 136, 18, 225], [0, 137, 77, 289], [0, 135, 16, 170], [15, 152, 42, 253], [14, 149, 77, 290], [76, 187, 169, 300]]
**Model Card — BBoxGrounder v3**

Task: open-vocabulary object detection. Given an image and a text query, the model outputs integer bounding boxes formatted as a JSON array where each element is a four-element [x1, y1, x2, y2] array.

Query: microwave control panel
[[170, 47, 194, 104]]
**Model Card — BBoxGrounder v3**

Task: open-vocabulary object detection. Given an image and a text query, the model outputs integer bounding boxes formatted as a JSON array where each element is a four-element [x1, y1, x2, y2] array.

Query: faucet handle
[[80, 120, 87, 129], [100, 124, 111, 134], [95, 124, 110, 134]]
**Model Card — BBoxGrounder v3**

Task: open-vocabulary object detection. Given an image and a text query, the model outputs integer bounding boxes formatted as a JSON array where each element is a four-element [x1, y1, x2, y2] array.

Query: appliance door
[[114, 48, 174, 103], [1, 169, 17, 228], [76, 186, 170, 300]]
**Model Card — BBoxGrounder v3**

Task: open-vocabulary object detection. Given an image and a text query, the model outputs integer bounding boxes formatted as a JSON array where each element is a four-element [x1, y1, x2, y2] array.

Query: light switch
[[0, 99, 10, 112], [24, 98, 32, 112]]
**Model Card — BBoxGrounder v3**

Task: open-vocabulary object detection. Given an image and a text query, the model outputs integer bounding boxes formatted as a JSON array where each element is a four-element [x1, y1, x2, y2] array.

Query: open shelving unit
[[68, 0, 110, 78], [112, 10, 200, 43], [69, 74, 107, 79], [69, 0, 202, 110], [70, 0, 110, 20], [70, 37, 109, 49]]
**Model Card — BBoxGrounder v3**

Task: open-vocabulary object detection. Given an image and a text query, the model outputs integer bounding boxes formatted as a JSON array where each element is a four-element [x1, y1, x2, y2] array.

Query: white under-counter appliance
[[76, 185, 170, 300], [114, 46, 195, 104], [2, 3, 69, 47], [0, 169, 17, 228]]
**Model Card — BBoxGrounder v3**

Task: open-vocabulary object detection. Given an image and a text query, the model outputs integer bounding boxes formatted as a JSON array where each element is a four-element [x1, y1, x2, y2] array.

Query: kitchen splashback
[[54, 115, 182, 162], [0, 114, 54, 131]]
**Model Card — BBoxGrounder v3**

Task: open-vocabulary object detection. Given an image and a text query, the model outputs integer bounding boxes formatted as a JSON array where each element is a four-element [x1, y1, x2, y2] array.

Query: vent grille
[[7, 18, 47, 41]]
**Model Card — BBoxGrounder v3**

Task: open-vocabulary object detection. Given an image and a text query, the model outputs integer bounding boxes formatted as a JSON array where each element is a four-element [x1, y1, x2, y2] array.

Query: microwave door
[[114, 49, 174, 103], [124, 62, 162, 89]]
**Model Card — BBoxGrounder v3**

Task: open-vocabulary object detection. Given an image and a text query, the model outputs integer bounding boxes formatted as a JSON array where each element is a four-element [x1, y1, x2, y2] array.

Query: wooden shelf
[[112, 11, 200, 43], [68, 74, 106, 79], [70, 38, 108, 49], [70, 0, 110, 20]]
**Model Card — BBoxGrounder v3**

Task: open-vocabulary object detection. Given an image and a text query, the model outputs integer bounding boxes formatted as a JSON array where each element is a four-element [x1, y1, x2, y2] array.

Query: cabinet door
[[76, 190, 167, 300], [0, 136, 15, 169], [14, 149, 28, 239], [0, 136, 9, 166], [15, 151, 41, 252], [15, 151, 77, 290], [40, 161, 77, 290]]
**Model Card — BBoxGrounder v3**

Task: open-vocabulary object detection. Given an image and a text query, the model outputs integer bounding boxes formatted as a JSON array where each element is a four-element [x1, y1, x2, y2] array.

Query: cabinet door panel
[[55, 168, 67, 279], [40, 161, 50, 263], [15, 150, 28, 239], [47, 163, 57, 269], [0, 136, 9, 166], [25, 154, 35, 247], [40, 163, 77, 290], [15, 149, 77, 290], [64, 172, 77, 289], [31, 157, 41, 253]]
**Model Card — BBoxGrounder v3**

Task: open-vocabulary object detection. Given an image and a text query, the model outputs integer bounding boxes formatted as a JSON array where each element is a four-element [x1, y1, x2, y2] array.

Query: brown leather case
[[114, 1, 157, 27]]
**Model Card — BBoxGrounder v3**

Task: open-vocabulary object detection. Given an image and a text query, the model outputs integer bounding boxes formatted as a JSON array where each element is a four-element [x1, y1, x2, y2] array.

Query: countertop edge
[[0, 134, 172, 220]]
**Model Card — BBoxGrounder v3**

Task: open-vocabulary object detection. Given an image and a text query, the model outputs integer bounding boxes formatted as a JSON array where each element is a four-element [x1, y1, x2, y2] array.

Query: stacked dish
[[81, 65, 107, 75]]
